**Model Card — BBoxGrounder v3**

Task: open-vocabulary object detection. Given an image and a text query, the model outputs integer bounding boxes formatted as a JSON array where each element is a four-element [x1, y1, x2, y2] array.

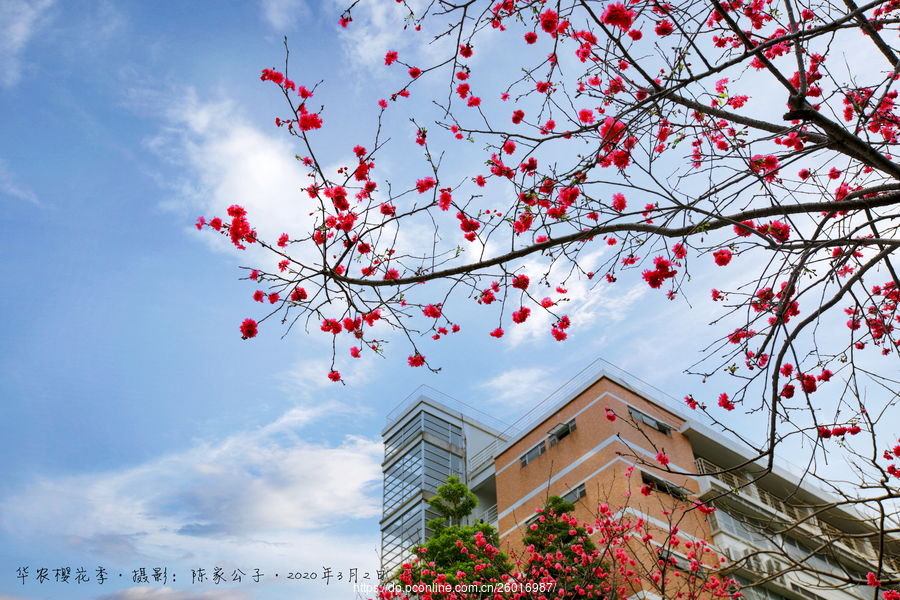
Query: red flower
[[512, 109, 525, 124], [240, 318, 258, 339], [459, 44, 473, 58], [260, 69, 284, 85], [612, 193, 626, 212], [578, 108, 594, 124], [195, 216, 206, 230], [800, 373, 817, 393], [298, 113, 322, 131], [290, 287, 307, 302], [713, 249, 732, 266], [408, 67, 422, 79], [321, 319, 342, 335], [718, 393, 735, 411], [268, 293, 279, 304], [384, 268, 400, 280], [734, 220, 755, 237], [328, 370, 341, 382], [277, 233, 289, 248], [512, 274, 530, 290], [601, 3, 636, 31], [416, 177, 436, 193], [408, 354, 425, 367], [350, 347, 361, 358], [656, 452, 670, 466], [512, 307, 531, 323], [253, 290, 264, 302], [490, 327, 504, 338], [524, 31, 538, 44], [385, 51, 398, 65], [540, 10, 559, 33], [654, 19, 673, 35]]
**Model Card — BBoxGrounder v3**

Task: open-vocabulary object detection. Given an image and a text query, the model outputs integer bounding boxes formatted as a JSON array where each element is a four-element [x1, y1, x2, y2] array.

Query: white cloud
[[0, 0, 54, 88], [497, 246, 647, 349], [259, 0, 310, 30], [142, 88, 336, 302], [0, 405, 383, 562], [0, 158, 41, 206], [331, 0, 412, 72], [478, 367, 557, 409], [329, 0, 454, 77]]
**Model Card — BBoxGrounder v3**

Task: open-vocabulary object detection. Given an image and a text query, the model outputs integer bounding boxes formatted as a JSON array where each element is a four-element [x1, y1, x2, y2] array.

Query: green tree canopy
[[426, 475, 478, 529]]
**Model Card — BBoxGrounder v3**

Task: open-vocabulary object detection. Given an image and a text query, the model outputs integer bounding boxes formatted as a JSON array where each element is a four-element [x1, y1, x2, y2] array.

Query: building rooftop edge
[[382, 386, 509, 437], [494, 358, 711, 456]]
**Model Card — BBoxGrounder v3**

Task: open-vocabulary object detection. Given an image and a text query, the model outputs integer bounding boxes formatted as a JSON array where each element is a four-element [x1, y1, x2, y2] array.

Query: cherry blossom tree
[[199, 0, 900, 593], [380, 477, 734, 600]]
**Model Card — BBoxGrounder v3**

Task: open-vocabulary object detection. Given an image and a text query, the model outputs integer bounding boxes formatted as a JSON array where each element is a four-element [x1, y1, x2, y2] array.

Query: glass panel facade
[[711, 506, 775, 548], [384, 445, 424, 516], [382, 410, 466, 576], [385, 411, 463, 462], [423, 412, 463, 447], [381, 503, 442, 575], [733, 575, 791, 600], [385, 413, 422, 462]]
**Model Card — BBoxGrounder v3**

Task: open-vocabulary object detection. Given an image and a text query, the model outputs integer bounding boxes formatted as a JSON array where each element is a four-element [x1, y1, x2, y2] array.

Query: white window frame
[[628, 407, 673, 435]]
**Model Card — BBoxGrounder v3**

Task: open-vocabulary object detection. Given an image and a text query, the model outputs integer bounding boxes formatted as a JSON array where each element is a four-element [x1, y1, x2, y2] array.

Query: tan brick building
[[380, 359, 899, 600]]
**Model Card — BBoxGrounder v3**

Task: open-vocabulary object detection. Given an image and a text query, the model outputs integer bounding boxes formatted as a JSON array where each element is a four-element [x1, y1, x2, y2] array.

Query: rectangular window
[[641, 472, 688, 499], [423, 412, 463, 447], [660, 549, 706, 577], [520, 441, 546, 468], [712, 506, 776, 549], [562, 483, 586, 503], [628, 407, 672, 435], [549, 419, 577, 447], [791, 584, 827, 600], [385, 413, 422, 461]]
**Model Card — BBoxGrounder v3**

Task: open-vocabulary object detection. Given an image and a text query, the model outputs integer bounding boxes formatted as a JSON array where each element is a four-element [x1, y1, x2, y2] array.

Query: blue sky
[[1, 1, 897, 599]]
